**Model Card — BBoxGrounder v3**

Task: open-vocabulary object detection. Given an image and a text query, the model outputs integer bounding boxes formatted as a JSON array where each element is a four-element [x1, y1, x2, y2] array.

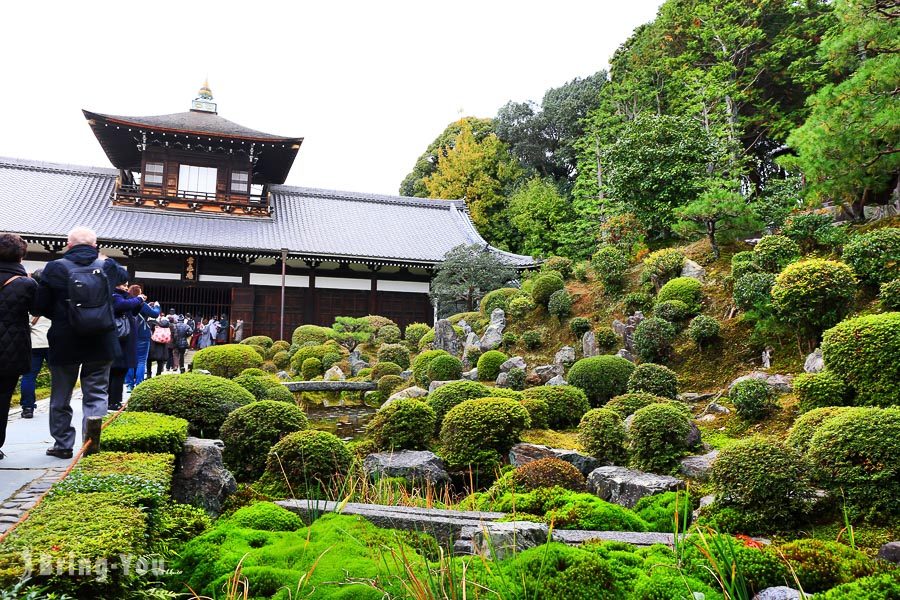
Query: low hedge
[[100, 411, 188, 455], [75, 451, 175, 490], [520, 385, 590, 430], [128, 373, 255, 437], [220, 400, 310, 482], [192, 344, 264, 378]]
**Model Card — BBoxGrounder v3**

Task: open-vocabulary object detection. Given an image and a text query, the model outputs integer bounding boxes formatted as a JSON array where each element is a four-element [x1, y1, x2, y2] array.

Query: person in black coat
[[109, 280, 145, 411], [33, 227, 128, 459], [0, 233, 38, 459], [147, 317, 172, 377]]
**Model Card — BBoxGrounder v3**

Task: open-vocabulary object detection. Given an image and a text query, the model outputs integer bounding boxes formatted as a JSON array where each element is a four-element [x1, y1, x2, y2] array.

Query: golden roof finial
[[198, 78, 213, 100]]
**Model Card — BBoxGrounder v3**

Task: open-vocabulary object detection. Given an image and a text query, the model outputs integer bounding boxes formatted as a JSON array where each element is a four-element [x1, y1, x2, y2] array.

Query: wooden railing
[[114, 184, 271, 215]]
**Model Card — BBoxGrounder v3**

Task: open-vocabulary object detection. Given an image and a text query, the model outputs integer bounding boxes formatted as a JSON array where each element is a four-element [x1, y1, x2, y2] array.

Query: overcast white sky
[[0, 1, 663, 195]]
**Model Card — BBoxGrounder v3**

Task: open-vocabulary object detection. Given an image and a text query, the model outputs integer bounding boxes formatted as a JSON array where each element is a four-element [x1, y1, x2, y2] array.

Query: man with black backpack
[[34, 226, 128, 459]]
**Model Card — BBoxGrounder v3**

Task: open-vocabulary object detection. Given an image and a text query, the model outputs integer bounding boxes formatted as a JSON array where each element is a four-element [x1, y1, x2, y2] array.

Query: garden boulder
[[499, 356, 526, 373], [679, 449, 719, 481], [803, 348, 824, 373], [433, 319, 462, 355], [478, 309, 506, 351], [509, 443, 601, 477], [728, 371, 793, 394], [172, 437, 236, 517], [878, 541, 900, 564], [468, 521, 548, 561], [363, 450, 450, 487], [587, 466, 684, 508], [554, 346, 576, 367], [753, 587, 802, 600]]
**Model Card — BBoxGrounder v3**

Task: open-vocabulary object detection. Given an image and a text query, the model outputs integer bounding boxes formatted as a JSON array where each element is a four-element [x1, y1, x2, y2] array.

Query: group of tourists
[[0, 226, 234, 461]]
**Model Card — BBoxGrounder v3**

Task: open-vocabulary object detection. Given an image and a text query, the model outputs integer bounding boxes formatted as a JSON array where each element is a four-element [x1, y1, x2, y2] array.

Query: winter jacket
[[197, 324, 214, 349], [112, 288, 144, 370], [0, 262, 37, 375], [136, 302, 162, 341], [148, 320, 172, 362], [34, 244, 128, 366], [172, 322, 193, 349]]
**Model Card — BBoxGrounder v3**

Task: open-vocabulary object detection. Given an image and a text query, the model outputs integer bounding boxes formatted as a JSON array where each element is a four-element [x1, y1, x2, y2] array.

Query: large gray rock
[[276, 370, 291, 380], [546, 374, 567, 386], [554, 346, 576, 367], [613, 312, 644, 353], [753, 587, 802, 600], [350, 359, 370, 376], [469, 521, 548, 560], [804, 348, 824, 373], [729, 371, 793, 394], [363, 451, 451, 487], [685, 422, 702, 448], [324, 365, 345, 381], [681, 259, 706, 282], [587, 466, 685, 508], [531, 364, 562, 384], [582, 331, 599, 358], [704, 401, 731, 415], [462, 368, 478, 381], [172, 438, 236, 517], [478, 309, 506, 351], [433, 319, 462, 355], [616, 348, 635, 362], [383, 386, 429, 408], [495, 372, 509, 388], [508, 443, 600, 477], [877, 541, 900, 564], [500, 356, 526, 373], [679, 450, 719, 481], [429, 379, 465, 393]]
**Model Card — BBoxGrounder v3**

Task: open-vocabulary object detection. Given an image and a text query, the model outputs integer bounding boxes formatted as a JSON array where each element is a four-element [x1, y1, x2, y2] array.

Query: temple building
[[0, 83, 532, 339]]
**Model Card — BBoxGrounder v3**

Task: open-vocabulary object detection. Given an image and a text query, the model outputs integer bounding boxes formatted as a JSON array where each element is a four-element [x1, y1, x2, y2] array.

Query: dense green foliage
[[233, 372, 294, 403], [632, 317, 677, 363], [843, 228, 900, 286], [822, 312, 900, 406], [426, 353, 463, 382], [753, 235, 801, 273], [431, 244, 517, 313], [547, 289, 572, 318], [793, 370, 848, 413], [101, 411, 188, 455], [641, 249, 684, 289], [220, 400, 309, 481], [192, 344, 264, 378], [577, 408, 627, 464], [604, 392, 669, 418], [439, 397, 530, 469], [629, 403, 694, 473], [771, 259, 856, 340], [729, 379, 777, 421], [627, 363, 678, 399], [480, 287, 522, 316], [687, 314, 721, 349], [367, 398, 436, 451], [263, 430, 353, 497], [227, 502, 303, 532], [593, 246, 628, 290], [568, 355, 635, 407], [477, 349, 508, 381], [412, 349, 450, 386], [531, 273, 566, 306], [521, 385, 590, 430], [656, 277, 702, 313], [512, 458, 585, 492], [733, 272, 775, 312]]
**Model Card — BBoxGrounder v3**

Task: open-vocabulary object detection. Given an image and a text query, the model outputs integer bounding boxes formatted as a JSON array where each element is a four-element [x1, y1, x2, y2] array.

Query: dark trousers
[[147, 359, 165, 377], [0, 374, 18, 449], [49, 361, 111, 451], [109, 367, 127, 409], [172, 347, 186, 372], [166, 348, 174, 370], [19, 347, 49, 409]]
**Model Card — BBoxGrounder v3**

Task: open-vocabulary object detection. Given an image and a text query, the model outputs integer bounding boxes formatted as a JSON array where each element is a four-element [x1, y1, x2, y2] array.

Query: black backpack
[[60, 258, 115, 335]]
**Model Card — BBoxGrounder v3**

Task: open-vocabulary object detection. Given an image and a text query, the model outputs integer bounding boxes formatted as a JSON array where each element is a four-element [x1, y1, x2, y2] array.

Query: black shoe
[[108, 404, 122, 412], [21, 408, 34, 419], [46, 447, 73, 459]]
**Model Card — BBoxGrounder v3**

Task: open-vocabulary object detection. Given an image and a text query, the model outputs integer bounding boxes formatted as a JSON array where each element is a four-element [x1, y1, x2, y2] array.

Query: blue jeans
[[126, 336, 152, 389], [19, 347, 49, 410]]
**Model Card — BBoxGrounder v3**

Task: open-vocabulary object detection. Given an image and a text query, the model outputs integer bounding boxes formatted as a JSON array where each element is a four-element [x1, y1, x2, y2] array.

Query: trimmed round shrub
[[240, 368, 268, 377], [232, 372, 288, 402], [271, 340, 290, 352], [632, 317, 677, 363], [733, 272, 775, 312], [240, 336, 273, 348], [657, 277, 702, 313], [568, 355, 635, 407], [783, 212, 837, 248], [729, 378, 776, 420], [321, 353, 342, 372], [753, 234, 800, 273], [513, 458, 585, 492], [301, 357, 323, 380], [480, 287, 521, 316], [653, 299, 691, 324], [731, 250, 758, 280], [291, 324, 333, 346], [427, 381, 492, 430], [771, 259, 856, 337], [367, 399, 436, 451], [604, 392, 666, 418], [547, 289, 572, 319], [793, 370, 847, 413], [129, 373, 254, 437], [362, 315, 397, 331], [261, 361, 278, 374], [412, 349, 450, 386], [377, 343, 410, 370], [272, 350, 290, 370], [569, 317, 591, 338], [377, 374, 404, 397], [289, 343, 338, 373], [642, 248, 684, 287], [522, 329, 543, 350], [577, 408, 627, 464], [778, 539, 877, 593], [376, 324, 401, 345], [404, 322, 430, 346], [521, 386, 590, 430], [786, 406, 855, 454], [507, 295, 534, 319], [264, 430, 352, 491], [629, 403, 692, 473], [371, 361, 402, 380], [880, 278, 900, 310], [687, 315, 720, 349], [627, 363, 678, 399], [506, 367, 525, 391], [220, 400, 309, 481], [247, 344, 267, 360], [842, 227, 900, 286], [100, 411, 188, 455], [807, 407, 900, 520], [427, 354, 463, 382], [531, 273, 565, 306], [543, 256, 573, 279], [519, 397, 549, 429], [229, 502, 303, 532], [477, 350, 508, 382], [192, 344, 264, 379], [593, 246, 628, 290], [595, 327, 619, 351], [709, 438, 813, 534], [623, 291, 654, 315], [439, 397, 531, 469], [822, 311, 900, 406]]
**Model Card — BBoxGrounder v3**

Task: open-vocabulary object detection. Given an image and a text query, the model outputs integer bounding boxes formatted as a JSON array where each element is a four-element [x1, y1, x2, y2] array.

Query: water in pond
[[304, 405, 375, 441]]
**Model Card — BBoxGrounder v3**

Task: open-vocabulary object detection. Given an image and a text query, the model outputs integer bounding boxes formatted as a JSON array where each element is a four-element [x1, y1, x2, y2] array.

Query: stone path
[[0, 392, 85, 535]]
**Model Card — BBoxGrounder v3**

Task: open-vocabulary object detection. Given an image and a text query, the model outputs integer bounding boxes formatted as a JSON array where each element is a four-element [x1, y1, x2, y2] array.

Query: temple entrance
[[141, 283, 232, 322]]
